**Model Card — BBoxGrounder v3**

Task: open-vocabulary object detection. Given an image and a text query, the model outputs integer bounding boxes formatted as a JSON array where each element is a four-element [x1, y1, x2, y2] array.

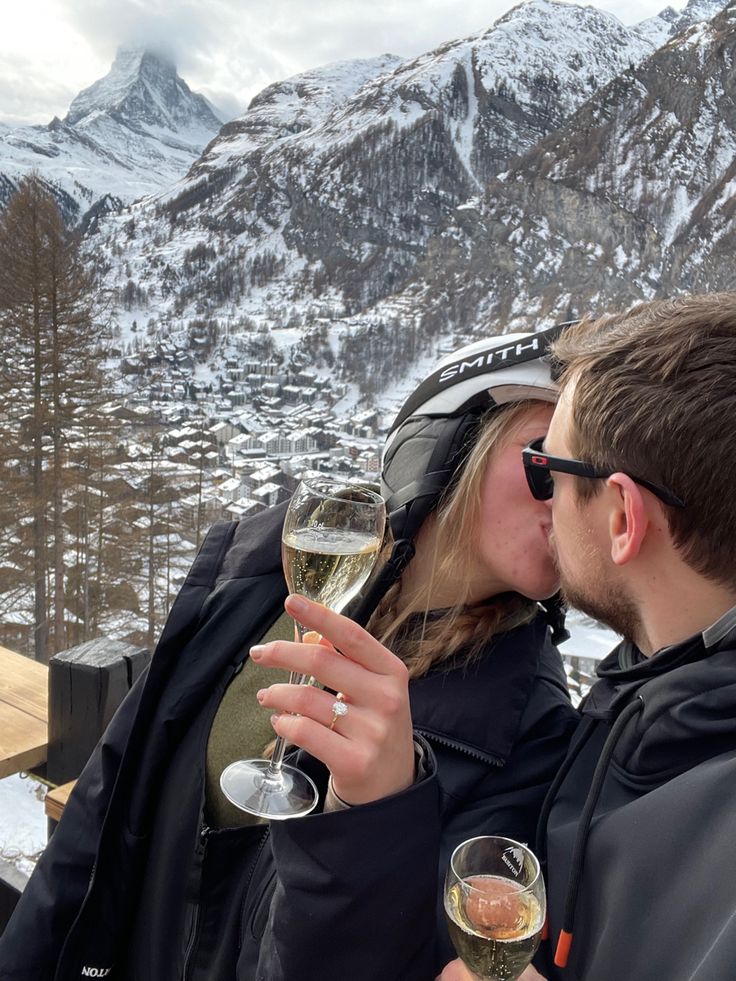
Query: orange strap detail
[[554, 930, 573, 968]]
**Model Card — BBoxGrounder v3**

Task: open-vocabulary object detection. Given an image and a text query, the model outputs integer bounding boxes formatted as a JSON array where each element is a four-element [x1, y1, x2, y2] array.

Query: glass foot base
[[220, 759, 318, 820]]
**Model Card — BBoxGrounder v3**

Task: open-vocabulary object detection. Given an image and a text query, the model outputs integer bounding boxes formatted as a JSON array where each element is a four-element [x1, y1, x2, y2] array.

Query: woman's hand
[[250, 593, 416, 806], [435, 961, 475, 981], [436, 962, 546, 981]]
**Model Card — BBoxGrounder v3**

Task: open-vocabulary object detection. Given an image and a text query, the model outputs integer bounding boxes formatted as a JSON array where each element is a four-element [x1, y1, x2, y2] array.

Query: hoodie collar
[[585, 604, 736, 718], [579, 603, 736, 786], [702, 603, 736, 648]]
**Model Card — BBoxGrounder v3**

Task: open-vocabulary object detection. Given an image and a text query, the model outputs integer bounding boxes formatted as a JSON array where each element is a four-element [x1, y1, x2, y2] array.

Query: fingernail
[[270, 713, 281, 727], [250, 645, 264, 661], [256, 689, 266, 703], [286, 594, 308, 616]]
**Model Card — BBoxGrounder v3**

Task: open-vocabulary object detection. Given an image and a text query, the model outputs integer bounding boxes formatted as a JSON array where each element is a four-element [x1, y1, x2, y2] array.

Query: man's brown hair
[[551, 292, 736, 588]]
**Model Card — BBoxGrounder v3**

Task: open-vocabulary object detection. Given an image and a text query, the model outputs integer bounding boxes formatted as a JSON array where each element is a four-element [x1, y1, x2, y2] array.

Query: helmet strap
[[539, 593, 570, 645]]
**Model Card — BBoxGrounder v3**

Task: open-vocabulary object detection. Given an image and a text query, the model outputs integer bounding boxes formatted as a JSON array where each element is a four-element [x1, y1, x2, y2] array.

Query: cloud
[[0, 52, 86, 126], [172, 0, 689, 109], [50, 0, 579, 112], [1, 0, 691, 126], [57, 0, 307, 116], [59, 0, 218, 67]]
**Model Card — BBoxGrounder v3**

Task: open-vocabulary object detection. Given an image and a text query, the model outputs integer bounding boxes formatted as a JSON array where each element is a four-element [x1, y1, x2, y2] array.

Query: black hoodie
[[542, 615, 736, 981]]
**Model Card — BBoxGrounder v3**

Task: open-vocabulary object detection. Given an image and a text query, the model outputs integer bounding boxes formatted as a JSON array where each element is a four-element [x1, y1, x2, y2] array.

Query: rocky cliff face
[[65, 47, 220, 139], [406, 0, 736, 339]]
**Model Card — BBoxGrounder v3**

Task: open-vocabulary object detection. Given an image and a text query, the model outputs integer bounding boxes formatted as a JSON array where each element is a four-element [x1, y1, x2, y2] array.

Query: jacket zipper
[[54, 862, 99, 981], [182, 656, 248, 979], [239, 826, 272, 947], [416, 728, 505, 767], [182, 822, 213, 979]]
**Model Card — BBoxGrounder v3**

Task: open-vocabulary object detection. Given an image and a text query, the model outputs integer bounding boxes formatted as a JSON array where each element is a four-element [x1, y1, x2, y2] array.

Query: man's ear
[[606, 473, 649, 566]]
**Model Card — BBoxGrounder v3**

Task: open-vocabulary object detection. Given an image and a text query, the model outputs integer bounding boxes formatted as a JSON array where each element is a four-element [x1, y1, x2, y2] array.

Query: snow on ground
[[0, 773, 47, 878], [561, 609, 620, 661]]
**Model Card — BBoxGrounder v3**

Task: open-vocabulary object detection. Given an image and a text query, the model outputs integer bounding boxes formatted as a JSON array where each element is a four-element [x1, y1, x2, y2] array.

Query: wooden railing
[[0, 646, 48, 779]]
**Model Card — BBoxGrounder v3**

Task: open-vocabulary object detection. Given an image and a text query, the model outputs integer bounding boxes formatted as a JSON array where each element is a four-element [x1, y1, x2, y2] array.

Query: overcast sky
[[1, 0, 688, 126]]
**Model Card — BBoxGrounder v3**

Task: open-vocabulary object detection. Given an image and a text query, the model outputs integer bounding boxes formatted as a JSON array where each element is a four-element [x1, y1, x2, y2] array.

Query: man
[[441, 293, 736, 980]]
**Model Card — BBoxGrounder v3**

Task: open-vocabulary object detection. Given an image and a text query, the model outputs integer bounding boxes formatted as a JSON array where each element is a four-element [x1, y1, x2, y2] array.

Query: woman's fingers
[[248, 594, 416, 806], [269, 705, 413, 806], [250, 637, 371, 698], [264, 695, 375, 793], [258, 682, 352, 733], [268, 711, 372, 788], [284, 594, 406, 678]]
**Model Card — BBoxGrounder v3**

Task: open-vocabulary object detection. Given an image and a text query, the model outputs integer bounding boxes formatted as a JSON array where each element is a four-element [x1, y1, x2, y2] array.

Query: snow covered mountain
[[3, 0, 733, 401], [92, 0, 664, 341], [405, 0, 736, 338], [0, 48, 223, 226], [634, 0, 727, 45]]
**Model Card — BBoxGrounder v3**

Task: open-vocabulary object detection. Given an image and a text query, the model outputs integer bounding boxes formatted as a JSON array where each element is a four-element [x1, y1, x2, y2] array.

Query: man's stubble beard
[[551, 538, 642, 644]]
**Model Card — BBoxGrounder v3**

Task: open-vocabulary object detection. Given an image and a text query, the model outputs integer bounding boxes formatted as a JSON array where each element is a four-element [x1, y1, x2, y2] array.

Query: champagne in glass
[[220, 475, 385, 820], [282, 526, 382, 613], [444, 836, 545, 981]]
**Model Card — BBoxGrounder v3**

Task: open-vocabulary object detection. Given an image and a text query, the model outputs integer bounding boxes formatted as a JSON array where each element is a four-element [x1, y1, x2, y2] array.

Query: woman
[[0, 329, 577, 981], [246, 329, 578, 979]]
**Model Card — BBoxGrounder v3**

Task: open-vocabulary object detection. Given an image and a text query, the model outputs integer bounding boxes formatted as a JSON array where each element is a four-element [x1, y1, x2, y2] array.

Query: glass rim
[[449, 834, 542, 894], [296, 474, 385, 509]]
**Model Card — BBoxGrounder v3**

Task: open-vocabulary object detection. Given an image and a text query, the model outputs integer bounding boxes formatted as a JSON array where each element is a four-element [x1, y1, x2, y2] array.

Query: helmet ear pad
[[381, 411, 483, 545]]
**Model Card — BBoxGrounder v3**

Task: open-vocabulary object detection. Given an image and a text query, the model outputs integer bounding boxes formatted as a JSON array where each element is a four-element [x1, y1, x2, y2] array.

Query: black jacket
[[540, 620, 736, 981], [0, 505, 576, 981]]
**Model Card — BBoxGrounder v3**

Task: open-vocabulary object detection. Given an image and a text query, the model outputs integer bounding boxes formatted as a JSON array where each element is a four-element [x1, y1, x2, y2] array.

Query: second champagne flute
[[220, 475, 385, 819], [444, 835, 546, 981]]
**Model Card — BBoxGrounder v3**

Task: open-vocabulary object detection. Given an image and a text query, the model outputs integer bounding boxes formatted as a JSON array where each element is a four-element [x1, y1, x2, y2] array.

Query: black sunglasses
[[522, 438, 686, 509]]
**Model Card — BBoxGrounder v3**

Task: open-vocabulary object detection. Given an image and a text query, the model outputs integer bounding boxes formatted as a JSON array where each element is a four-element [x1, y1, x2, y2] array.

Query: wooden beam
[[0, 704, 47, 778], [0, 646, 48, 778], [44, 780, 76, 824], [48, 639, 148, 785], [0, 646, 48, 721]]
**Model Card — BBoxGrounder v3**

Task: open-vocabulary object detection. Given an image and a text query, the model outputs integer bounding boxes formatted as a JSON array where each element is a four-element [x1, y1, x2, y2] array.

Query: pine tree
[[0, 176, 108, 661], [109, 421, 198, 649]]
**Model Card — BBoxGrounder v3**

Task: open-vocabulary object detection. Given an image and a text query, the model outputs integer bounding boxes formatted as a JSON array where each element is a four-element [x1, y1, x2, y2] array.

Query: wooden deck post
[[47, 639, 149, 786]]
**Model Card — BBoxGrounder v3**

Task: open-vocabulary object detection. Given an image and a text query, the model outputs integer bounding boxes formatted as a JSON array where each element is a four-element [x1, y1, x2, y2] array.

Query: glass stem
[[263, 620, 308, 780]]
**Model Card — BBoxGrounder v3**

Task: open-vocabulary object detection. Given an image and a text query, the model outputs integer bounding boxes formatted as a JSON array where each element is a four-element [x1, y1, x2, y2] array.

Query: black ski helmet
[[350, 323, 569, 636]]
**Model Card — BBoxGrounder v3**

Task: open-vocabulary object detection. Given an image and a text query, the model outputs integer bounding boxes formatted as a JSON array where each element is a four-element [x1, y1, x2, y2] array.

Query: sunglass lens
[[538, 469, 554, 500], [528, 467, 553, 501], [524, 441, 554, 501]]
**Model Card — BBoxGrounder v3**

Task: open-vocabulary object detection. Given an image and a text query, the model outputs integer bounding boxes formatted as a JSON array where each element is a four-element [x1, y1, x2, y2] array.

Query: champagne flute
[[220, 475, 386, 820], [444, 836, 546, 981]]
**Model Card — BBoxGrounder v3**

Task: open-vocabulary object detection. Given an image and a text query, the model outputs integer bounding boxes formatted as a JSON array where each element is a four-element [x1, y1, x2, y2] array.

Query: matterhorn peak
[[0, 44, 225, 225], [64, 45, 222, 135]]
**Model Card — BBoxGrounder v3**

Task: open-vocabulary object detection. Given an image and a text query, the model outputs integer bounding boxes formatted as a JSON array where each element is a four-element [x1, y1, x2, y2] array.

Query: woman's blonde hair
[[366, 400, 548, 679]]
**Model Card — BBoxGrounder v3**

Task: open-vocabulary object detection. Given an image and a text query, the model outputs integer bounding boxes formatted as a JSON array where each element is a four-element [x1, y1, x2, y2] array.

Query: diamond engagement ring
[[329, 692, 348, 731]]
